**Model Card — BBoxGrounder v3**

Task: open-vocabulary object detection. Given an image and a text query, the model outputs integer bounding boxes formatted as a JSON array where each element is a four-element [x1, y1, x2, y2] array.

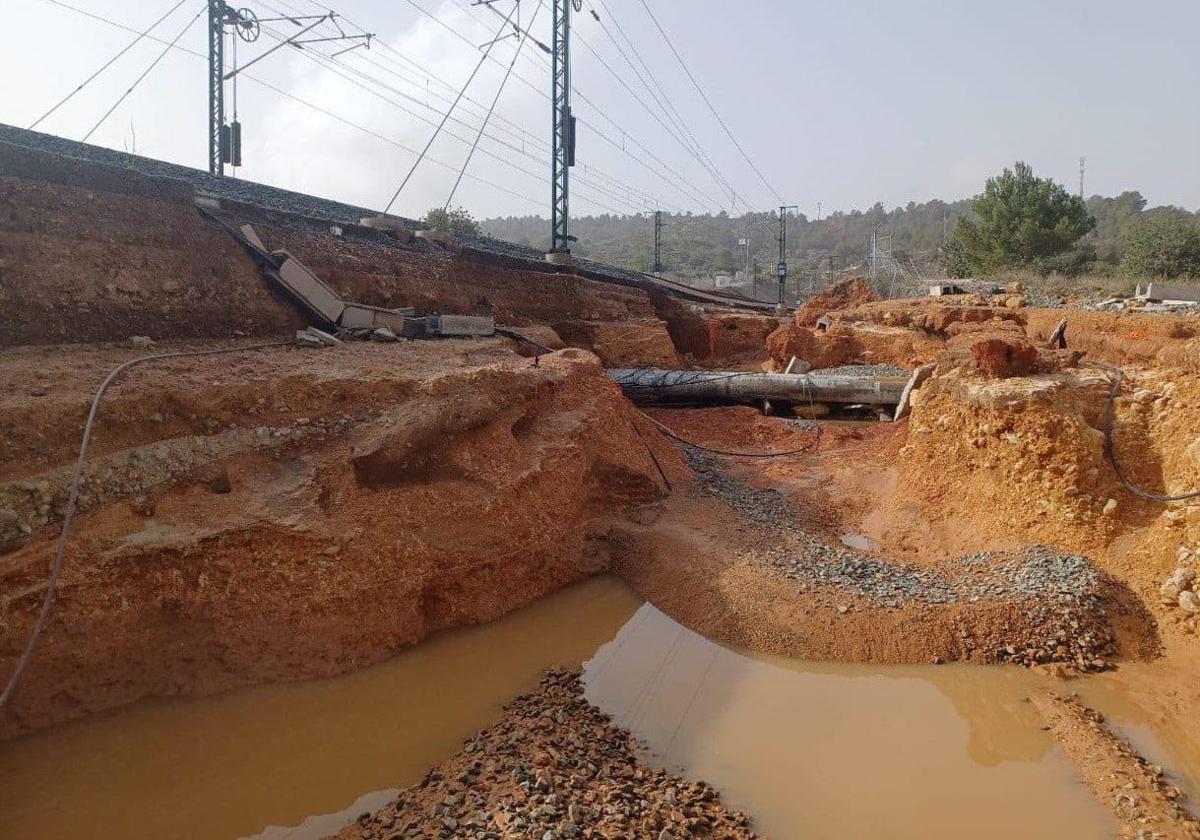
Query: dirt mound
[[794, 277, 876, 326], [339, 670, 758, 840], [941, 332, 1041, 377], [0, 342, 684, 738]]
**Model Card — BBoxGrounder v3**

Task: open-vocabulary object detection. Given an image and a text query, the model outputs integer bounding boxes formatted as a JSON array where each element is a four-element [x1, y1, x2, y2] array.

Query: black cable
[[641, 410, 821, 459], [1087, 361, 1200, 502], [30, 0, 190, 131], [0, 341, 293, 708], [81, 2, 206, 143]]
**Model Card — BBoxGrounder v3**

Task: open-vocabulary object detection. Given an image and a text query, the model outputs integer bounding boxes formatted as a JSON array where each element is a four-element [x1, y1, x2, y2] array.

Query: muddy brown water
[[0, 576, 1191, 840]]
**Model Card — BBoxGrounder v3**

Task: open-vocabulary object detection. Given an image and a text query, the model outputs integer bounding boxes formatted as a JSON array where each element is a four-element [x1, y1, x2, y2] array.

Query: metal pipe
[[609, 369, 907, 406]]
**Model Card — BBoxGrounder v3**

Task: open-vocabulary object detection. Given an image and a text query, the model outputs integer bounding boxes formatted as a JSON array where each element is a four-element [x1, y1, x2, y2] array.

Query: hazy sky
[[4, 0, 1198, 220]]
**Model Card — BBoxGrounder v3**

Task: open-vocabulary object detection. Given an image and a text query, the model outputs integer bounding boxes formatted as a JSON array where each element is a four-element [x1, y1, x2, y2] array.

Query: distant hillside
[[481, 192, 1197, 281]]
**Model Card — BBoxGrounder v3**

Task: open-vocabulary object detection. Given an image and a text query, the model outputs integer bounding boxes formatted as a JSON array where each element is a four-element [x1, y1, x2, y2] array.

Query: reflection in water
[[583, 604, 1117, 840], [2, 578, 1184, 840], [0, 577, 643, 840]]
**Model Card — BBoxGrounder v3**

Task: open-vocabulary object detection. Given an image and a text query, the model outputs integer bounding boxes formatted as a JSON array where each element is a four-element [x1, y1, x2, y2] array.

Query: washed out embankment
[[0, 342, 686, 738]]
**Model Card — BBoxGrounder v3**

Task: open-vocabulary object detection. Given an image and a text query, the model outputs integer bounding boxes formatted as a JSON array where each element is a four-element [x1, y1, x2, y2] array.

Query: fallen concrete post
[[609, 368, 907, 406]]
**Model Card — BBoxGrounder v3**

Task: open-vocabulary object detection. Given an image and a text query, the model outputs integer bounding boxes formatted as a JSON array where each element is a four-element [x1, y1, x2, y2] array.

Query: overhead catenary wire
[[444, 0, 542, 209], [634, 0, 783, 205], [29, 0, 190, 130], [80, 2, 206, 143], [460, 0, 741, 211], [0, 341, 293, 709], [31, 0, 611, 215], [393, 0, 730, 213], [382, 1, 522, 214], [251, 3, 657, 216]]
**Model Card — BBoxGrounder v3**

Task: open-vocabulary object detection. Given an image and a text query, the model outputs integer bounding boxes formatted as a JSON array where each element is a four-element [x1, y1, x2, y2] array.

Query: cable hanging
[[30, 0, 190, 131], [445, 1, 543, 209], [634, 0, 783, 205], [81, 2, 206, 143], [382, 1, 520, 214]]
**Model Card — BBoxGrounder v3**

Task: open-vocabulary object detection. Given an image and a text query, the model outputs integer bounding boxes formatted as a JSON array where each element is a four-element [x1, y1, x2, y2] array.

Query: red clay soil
[[0, 343, 684, 738], [792, 277, 876, 327]]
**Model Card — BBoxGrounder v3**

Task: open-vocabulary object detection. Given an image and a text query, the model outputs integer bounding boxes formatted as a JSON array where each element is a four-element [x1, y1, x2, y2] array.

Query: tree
[[423, 206, 480, 236], [942, 161, 1095, 277], [1120, 212, 1200, 279]]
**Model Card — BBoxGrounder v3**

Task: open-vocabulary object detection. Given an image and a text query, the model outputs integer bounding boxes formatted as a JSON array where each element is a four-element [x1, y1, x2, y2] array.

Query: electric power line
[[445, 0, 543, 209], [81, 2, 206, 143], [634, 0, 783, 205], [29, 0, 191, 131]]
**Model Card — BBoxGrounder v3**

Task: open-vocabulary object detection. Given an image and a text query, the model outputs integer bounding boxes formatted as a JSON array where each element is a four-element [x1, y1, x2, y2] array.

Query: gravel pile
[[686, 449, 1118, 670], [344, 670, 758, 840], [809, 364, 911, 378]]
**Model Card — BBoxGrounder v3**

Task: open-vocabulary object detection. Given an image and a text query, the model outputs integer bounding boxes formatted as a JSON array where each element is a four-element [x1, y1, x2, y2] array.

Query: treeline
[[481, 189, 1200, 280]]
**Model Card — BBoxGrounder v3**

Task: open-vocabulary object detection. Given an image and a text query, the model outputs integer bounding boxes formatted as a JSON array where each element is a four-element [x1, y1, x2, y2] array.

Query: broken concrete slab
[[1145, 282, 1200, 303], [433, 314, 496, 337], [339, 303, 413, 334], [239, 224, 268, 253], [269, 250, 345, 325]]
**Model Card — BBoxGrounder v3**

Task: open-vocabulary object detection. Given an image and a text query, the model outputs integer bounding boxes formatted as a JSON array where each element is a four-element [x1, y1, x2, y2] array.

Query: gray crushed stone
[[809, 364, 911, 378], [684, 449, 1117, 669]]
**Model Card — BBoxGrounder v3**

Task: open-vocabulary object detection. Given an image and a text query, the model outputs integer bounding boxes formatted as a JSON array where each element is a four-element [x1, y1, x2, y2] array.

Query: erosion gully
[[1, 573, 1190, 840]]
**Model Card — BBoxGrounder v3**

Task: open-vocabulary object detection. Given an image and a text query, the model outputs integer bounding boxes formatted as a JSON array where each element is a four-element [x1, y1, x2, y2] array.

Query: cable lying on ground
[[0, 341, 292, 709], [1087, 360, 1200, 503]]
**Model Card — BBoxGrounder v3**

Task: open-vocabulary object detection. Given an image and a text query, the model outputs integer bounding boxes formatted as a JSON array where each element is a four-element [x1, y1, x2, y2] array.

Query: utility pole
[[870, 220, 884, 286], [548, 0, 576, 260], [816, 201, 822, 221], [652, 210, 663, 273], [1079, 156, 1086, 199], [777, 204, 798, 306], [207, 1, 370, 176]]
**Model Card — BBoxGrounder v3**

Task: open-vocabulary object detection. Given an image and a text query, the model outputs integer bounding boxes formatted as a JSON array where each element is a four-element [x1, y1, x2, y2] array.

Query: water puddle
[[1, 577, 1187, 840], [0, 577, 643, 840], [838, 532, 877, 552], [584, 603, 1118, 839]]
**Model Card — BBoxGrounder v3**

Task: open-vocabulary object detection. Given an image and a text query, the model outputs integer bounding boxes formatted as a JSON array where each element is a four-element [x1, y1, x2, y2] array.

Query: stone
[[1179, 591, 1200, 613], [129, 335, 155, 348], [1161, 581, 1183, 605], [0, 508, 27, 553], [1102, 498, 1118, 517]]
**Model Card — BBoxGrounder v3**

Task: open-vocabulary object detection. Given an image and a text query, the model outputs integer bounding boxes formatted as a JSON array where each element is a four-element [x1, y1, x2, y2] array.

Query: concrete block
[[270, 250, 344, 324], [434, 314, 496, 337], [359, 216, 415, 243], [930, 284, 964, 297], [339, 303, 413, 333], [240, 224, 268, 252], [304, 327, 343, 346], [1146, 282, 1200, 303]]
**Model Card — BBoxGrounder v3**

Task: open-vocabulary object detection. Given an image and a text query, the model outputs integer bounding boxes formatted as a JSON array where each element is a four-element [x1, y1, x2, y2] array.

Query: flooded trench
[[0, 576, 1190, 840]]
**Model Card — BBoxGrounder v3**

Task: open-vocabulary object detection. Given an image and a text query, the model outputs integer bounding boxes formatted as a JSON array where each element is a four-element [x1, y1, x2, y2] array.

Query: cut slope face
[[0, 342, 681, 738]]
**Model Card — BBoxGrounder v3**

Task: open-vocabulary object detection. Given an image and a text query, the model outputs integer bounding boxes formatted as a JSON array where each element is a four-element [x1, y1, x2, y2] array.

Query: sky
[[3, 0, 1198, 222]]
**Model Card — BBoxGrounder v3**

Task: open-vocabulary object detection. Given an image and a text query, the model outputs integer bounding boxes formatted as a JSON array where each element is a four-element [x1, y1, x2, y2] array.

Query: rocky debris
[[1033, 693, 1200, 840], [342, 670, 758, 840], [808, 364, 911, 378], [685, 449, 1119, 671], [794, 278, 876, 327], [1160, 547, 1199, 612]]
